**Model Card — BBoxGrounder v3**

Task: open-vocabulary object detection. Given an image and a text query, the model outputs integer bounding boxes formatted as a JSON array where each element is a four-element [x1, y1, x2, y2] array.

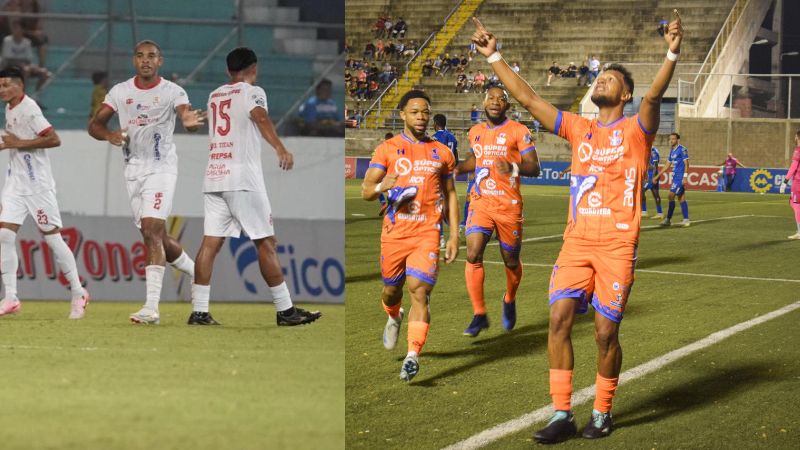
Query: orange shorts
[[465, 205, 523, 253], [548, 240, 637, 322], [380, 233, 440, 286]]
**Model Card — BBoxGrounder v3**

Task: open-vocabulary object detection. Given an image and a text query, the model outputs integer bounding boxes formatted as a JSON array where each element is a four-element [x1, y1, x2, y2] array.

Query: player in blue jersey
[[433, 114, 461, 246], [656, 133, 690, 226], [641, 146, 663, 219]]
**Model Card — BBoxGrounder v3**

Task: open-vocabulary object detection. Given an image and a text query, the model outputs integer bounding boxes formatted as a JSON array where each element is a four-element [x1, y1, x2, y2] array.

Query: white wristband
[[511, 162, 519, 178], [487, 51, 502, 64], [374, 183, 382, 193], [666, 49, 679, 62]]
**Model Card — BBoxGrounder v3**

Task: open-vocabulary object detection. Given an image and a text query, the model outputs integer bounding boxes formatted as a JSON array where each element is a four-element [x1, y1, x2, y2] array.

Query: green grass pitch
[[345, 179, 799, 449], [0, 302, 343, 450]]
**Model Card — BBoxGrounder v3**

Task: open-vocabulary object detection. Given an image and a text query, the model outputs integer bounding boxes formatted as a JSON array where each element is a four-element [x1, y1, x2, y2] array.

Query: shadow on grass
[[345, 272, 383, 284], [615, 361, 778, 429], [346, 215, 382, 225], [727, 239, 787, 252]]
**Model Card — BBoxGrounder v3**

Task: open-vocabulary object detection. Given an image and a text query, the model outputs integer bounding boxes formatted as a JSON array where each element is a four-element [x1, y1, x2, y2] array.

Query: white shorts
[[204, 191, 274, 239], [125, 173, 177, 228], [0, 189, 63, 231]]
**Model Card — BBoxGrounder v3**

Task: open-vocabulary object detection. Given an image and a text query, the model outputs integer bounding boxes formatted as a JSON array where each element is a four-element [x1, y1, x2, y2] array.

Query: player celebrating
[[362, 90, 459, 382], [472, 10, 682, 442], [88, 40, 204, 324], [191, 47, 321, 326], [457, 85, 540, 337], [641, 146, 663, 218], [656, 132, 690, 226], [779, 130, 800, 239], [0, 67, 90, 319]]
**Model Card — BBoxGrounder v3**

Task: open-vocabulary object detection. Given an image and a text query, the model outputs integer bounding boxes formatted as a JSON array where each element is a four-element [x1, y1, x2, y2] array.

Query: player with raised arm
[[362, 90, 459, 382], [642, 146, 663, 218], [191, 47, 321, 326], [457, 85, 540, 337], [655, 132, 690, 226], [472, 10, 682, 442], [0, 67, 90, 319], [779, 130, 800, 239], [88, 40, 205, 324]]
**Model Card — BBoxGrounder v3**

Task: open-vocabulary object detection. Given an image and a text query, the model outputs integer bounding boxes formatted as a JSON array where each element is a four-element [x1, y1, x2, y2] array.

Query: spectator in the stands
[[379, 62, 395, 84], [588, 54, 601, 84], [546, 61, 561, 86], [385, 40, 396, 60], [511, 105, 522, 122], [403, 40, 416, 58], [422, 58, 433, 76], [17, 0, 48, 66], [456, 72, 468, 93], [450, 54, 460, 74], [440, 53, 451, 75], [488, 72, 499, 84], [470, 104, 480, 124], [354, 80, 368, 101], [657, 19, 668, 37], [511, 61, 521, 74], [367, 79, 380, 100], [298, 78, 343, 137], [1, 19, 49, 89], [363, 41, 375, 60], [577, 60, 590, 86], [564, 62, 578, 78], [473, 69, 486, 92], [392, 17, 407, 39], [394, 41, 404, 60], [467, 41, 477, 58], [375, 39, 385, 60], [373, 16, 386, 38], [432, 55, 442, 76], [460, 54, 469, 70], [89, 70, 107, 119], [383, 17, 393, 39]]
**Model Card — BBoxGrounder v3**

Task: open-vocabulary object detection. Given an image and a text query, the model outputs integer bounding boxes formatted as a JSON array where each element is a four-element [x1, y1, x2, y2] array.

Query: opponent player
[[472, 10, 682, 441], [457, 85, 540, 336], [641, 146, 663, 218], [779, 130, 800, 239], [656, 132, 690, 226], [362, 90, 459, 382], [88, 40, 204, 324], [191, 47, 321, 326], [432, 113, 458, 247], [0, 67, 89, 319]]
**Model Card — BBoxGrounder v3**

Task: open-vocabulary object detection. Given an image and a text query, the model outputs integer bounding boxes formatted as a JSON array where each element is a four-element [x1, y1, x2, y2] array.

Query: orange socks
[[465, 262, 486, 314], [407, 321, 430, 355], [593, 374, 619, 413], [382, 302, 401, 319], [504, 264, 522, 303], [549, 369, 573, 411]]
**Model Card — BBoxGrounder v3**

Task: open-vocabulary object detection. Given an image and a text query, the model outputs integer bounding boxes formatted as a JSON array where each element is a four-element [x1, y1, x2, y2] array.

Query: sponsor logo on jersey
[[395, 157, 412, 176], [610, 129, 623, 147], [496, 133, 507, 145]]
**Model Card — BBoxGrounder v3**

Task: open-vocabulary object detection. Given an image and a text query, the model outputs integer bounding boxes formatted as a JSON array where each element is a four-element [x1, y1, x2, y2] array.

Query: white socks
[[0, 228, 17, 299], [191, 283, 210, 313], [144, 265, 165, 310], [269, 281, 293, 312], [169, 251, 195, 278], [44, 233, 83, 300]]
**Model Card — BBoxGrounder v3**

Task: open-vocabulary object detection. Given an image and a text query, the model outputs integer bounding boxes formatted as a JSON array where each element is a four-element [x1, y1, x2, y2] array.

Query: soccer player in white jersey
[[0, 67, 90, 319], [88, 40, 206, 325], [191, 47, 321, 326]]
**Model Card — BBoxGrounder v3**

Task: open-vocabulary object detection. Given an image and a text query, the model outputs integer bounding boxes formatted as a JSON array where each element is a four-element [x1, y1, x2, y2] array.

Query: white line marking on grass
[[351, 213, 366, 217], [442, 300, 800, 450]]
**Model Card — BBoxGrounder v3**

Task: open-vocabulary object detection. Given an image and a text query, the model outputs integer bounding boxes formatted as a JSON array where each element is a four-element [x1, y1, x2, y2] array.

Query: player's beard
[[590, 92, 618, 108], [485, 109, 507, 125]]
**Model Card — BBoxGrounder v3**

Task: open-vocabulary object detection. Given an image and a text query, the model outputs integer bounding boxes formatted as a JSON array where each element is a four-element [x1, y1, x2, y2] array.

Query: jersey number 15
[[209, 99, 231, 137]]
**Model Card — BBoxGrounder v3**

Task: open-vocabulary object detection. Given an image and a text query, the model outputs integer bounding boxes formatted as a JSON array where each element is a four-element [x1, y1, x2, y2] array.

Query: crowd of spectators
[[546, 55, 600, 87]]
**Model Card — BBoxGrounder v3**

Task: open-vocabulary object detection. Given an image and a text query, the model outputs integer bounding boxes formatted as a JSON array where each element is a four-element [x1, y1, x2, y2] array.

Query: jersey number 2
[[210, 99, 231, 137]]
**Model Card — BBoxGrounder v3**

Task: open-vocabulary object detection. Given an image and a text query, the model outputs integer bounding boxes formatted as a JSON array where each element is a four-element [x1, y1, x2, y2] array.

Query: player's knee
[[594, 327, 619, 351], [503, 257, 520, 271], [549, 307, 574, 336], [382, 285, 402, 302], [466, 248, 483, 264]]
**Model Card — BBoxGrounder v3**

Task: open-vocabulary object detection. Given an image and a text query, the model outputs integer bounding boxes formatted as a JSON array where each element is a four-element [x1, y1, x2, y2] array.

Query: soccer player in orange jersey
[[361, 90, 460, 382], [473, 11, 683, 442], [457, 85, 540, 337]]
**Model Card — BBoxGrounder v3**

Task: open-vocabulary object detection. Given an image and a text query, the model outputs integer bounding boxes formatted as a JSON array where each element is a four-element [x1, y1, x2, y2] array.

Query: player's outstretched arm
[[177, 104, 206, 132], [362, 169, 396, 201], [471, 17, 558, 132], [88, 105, 126, 146], [640, 10, 683, 133], [455, 151, 476, 175], [250, 106, 293, 171], [443, 176, 459, 264], [0, 129, 60, 150]]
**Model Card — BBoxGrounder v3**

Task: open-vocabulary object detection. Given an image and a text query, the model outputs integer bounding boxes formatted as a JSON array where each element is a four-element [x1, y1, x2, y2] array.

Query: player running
[[641, 146, 663, 218], [0, 67, 90, 319], [88, 40, 204, 324], [779, 130, 800, 239], [472, 10, 682, 442], [191, 47, 321, 326], [457, 85, 540, 337], [656, 132, 690, 227], [362, 90, 459, 382]]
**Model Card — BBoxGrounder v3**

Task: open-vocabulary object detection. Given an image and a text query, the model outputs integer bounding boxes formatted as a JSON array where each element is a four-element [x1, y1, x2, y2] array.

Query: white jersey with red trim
[[102, 76, 190, 180], [203, 81, 268, 193], [3, 95, 55, 195]]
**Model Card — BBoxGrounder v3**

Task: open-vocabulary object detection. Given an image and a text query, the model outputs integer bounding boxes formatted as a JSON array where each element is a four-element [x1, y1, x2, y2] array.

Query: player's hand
[[664, 9, 683, 53], [471, 17, 497, 57], [494, 159, 512, 175], [779, 181, 787, 194], [182, 109, 207, 129], [0, 132, 21, 149], [108, 128, 127, 147], [378, 173, 398, 192], [277, 149, 294, 171], [444, 236, 459, 264]]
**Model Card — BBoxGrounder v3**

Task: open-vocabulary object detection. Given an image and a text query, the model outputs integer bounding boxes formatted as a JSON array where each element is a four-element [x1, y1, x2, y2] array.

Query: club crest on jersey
[[496, 133, 507, 145], [609, 129, 623, 147], [431, 148, 440, 160], [523, 134, 533, 144]]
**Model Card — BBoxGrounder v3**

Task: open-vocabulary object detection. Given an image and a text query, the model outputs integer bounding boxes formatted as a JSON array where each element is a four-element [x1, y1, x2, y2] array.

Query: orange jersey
[[556, 111, 655, 244], [369, 132, 455, 239], [467, 119, 535, 212]]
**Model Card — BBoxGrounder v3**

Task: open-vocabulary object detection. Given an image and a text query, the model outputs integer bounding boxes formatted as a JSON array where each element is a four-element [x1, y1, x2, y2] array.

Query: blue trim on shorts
[[406, 267, 437, 285], [670, 182, 685, 196], [466, 226, 493, 236], [591, 294, 623, 323], [498, 239, 521, 254], [549, 288, 589, 314], [382, 273, 406, 286]]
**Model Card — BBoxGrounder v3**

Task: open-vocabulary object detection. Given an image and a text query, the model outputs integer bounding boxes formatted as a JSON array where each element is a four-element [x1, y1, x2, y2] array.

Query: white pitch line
[[442, 300, 800, 450]]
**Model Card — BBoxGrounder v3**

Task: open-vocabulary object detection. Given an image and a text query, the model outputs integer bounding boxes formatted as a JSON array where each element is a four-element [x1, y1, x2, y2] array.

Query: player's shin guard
[[550, 369, 573, 411], [191, 283, 210, 313], [593, 374, 619, 413], [407, 320, 429, 355], [0, 228, 18, 299], [144, 265, 165, 310], [169, 251, 195, 278], [269, 281, 293, 312], [465, 262, 486, 314], [43, 233, 83, 299], [504, 264, 522, 303], [680, 201, 689, 219], [382, 301, 401, 319], [667, 201, 676, 219]]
